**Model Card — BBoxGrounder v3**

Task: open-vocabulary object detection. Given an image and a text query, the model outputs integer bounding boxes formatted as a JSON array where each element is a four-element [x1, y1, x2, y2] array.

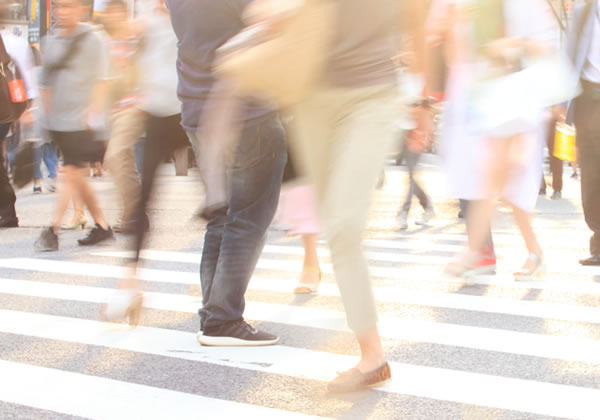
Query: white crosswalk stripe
[[0, 229, 599, 419]]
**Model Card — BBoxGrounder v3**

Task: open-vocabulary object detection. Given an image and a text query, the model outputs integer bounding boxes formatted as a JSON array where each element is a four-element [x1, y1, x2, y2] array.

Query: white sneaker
[[397, 211, 408, 230], [415, 206, 435, 226], [45, 177, 57, 193]]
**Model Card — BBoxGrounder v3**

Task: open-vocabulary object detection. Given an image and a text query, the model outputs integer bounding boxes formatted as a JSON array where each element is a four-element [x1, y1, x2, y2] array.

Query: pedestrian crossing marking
[[3, 255, 600, 322], [1, 278, 600, 364], [0, 310, 598, 420], [0, 359, 328, 420]]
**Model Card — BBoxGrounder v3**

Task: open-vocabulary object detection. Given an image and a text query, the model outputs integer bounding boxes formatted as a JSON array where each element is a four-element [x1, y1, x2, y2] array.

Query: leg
[[574, 95, 600, 257], [580, 145, 600, 256], [200, 116, 287, 329], [43, 142, 59, 180], [294, 86, 399, 375], [133, 114, 184, 262], [400, 144, 416, 214], [0, 124, 18, 225], [33, 142, 43, 184], [547, 119, 563, 194], [512, 204, 543, 261], [51, 165, 80, 231], [104, 108, 145, 225]]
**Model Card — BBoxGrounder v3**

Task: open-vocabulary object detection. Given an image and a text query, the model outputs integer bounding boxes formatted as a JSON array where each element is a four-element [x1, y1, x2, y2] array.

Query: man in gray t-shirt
[[35, 0, 114, 252]]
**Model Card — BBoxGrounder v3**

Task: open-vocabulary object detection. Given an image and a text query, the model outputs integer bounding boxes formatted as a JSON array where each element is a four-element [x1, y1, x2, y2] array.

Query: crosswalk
[[1, 228, 599, 419]]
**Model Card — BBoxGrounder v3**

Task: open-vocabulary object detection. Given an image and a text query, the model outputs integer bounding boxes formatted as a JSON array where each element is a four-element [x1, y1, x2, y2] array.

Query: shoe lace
[[236, 320, 256, 334]]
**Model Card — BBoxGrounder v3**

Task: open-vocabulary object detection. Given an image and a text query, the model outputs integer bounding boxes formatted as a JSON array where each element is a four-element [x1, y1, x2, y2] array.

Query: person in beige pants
[[102, 0, 146, 232], [285, 0, 429, 394], [104, 106, 145, 231]]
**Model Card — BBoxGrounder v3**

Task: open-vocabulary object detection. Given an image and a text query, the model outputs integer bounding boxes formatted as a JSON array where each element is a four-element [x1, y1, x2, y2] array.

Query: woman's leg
[[51, 165, 79, 231], [512, 205, 543, 269], [466, 137, 512, 253], [72, 167, 108, 229]]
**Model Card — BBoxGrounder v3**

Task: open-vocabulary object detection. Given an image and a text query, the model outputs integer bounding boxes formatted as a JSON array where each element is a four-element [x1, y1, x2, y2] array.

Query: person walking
[[566, 0, 600, 266], [101, 0, 189, 325], [34, 0, 114, 251], [102, 0, 147, 233], [166, 0, 287, 346], [440, 0, 557, 280], [281, 0, 428, 393], [0, 1, 37, 227]]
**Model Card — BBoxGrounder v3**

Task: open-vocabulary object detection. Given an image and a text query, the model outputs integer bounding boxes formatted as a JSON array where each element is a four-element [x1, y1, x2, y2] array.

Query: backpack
[[0, 33, 28, 125]]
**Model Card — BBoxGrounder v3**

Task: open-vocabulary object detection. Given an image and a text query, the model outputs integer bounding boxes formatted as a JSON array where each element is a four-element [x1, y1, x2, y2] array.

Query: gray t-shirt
[[39, 23, 110, 132], [326, 0, 399, 87]]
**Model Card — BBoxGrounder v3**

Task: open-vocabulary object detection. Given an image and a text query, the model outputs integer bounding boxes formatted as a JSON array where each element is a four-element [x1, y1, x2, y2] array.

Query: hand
[[552, 105, 567, 122]]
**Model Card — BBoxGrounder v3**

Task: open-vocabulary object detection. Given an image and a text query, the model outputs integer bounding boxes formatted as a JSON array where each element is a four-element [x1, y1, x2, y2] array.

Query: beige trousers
[[290, 84, 401, 333], [104, 107, 146, 224]]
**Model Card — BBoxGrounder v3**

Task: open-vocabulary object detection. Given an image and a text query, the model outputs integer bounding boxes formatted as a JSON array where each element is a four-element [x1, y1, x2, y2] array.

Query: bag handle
[[42, 30, 91, 80]]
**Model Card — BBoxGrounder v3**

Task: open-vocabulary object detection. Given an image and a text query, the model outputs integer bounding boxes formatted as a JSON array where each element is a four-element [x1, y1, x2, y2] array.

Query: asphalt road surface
[[0, 159, 598, 420]]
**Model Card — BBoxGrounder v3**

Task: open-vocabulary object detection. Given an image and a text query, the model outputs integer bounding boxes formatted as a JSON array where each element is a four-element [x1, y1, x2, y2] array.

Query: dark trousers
[[0, 123, 17, 219], [401, 143, 430, 213], [132, 113, 189, 261], [540, 118, 563, 194], [196, 116, 287, 329], [574, 89, 600, 255]]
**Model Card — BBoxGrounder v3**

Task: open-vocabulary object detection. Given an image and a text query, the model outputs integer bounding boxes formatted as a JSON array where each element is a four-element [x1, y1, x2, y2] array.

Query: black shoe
[[197, 320, 279, 346], [580, 255, 600, 266], [327, 362, 392, 394], [35, 227, 58, 252], [0, 215, 18, 228], [78, 224, 114, 246]]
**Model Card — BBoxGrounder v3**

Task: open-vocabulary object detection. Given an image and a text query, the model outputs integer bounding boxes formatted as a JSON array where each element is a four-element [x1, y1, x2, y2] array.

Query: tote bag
[[214, 0, 337, 108]]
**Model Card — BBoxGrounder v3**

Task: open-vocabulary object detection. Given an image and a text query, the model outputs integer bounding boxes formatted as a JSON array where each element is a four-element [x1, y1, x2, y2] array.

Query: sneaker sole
[[196, 332, 279, 347]]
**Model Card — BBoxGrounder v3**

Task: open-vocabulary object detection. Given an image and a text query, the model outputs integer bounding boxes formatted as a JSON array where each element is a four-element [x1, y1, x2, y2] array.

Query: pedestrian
[[28, 45, 58, 195], [34, 0, 114, 251], [565, 0, 600, 266], [102, 0, 147, 234], [0, 0, 37, 228], [282, 0, 428, 393], [396, 49, 435, 230], [166, 0, 287, 346], [539, 108, 565, 200], [441, 0, 558, 280], [275, 175, 322, 294], [101, 0, 189, 325]]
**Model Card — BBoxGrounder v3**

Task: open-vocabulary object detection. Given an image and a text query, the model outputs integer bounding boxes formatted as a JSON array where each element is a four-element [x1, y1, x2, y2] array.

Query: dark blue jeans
[[33, 142, 59, 180], [196, 116, 287, 329]]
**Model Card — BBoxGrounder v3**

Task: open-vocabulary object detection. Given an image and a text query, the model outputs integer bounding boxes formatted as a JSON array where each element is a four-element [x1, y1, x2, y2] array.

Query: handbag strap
[[43, 30, 91, 80]]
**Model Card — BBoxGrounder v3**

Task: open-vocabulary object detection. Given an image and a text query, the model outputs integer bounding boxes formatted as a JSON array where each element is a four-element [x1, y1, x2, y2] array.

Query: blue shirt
[[165, 0, 275, 131]]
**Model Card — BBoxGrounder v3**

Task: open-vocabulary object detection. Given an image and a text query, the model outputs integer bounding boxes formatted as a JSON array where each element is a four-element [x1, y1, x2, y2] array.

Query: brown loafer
[[327, 362, 391, 394]]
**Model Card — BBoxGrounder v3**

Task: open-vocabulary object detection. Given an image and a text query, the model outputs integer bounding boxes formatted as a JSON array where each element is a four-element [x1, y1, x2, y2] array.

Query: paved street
[[0, 158, 599, 420]]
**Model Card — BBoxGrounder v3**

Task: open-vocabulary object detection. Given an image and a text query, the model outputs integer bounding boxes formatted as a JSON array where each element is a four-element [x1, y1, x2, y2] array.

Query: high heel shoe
[[293, 265, 322, 294], [514, 253, 544, 281], [61, 217, 88, 230], [101, 289, 144, 326]]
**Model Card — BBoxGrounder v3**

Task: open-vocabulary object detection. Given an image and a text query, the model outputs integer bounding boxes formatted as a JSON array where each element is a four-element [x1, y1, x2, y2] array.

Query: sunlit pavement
[[0, 159, 598, 419]]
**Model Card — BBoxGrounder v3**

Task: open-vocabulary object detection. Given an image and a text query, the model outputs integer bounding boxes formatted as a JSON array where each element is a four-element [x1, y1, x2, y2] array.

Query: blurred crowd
[[1, 0, 598, 393]]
